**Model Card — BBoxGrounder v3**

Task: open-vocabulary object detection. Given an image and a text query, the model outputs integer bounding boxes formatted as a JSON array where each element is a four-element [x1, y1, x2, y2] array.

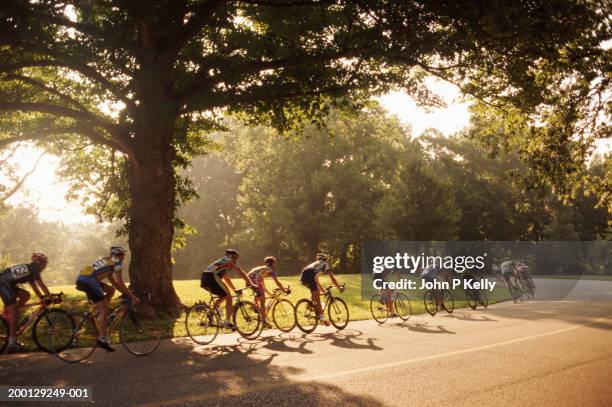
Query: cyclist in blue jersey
[[0, 253, 52, 353], [75, 246, 139, 352], [300, 253, 343, 325]]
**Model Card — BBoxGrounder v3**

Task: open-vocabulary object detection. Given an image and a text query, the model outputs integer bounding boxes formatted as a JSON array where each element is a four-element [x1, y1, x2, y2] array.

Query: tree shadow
[[0, 336, 384, 406]]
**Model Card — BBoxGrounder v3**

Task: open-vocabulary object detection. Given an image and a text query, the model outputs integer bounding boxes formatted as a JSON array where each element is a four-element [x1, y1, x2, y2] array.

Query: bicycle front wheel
[[233, 301, 261, 338], [272, 299, 296, 332], [33, 309, 76, 352], [466, 290, 477, 310], [295, 298, 318, 333], [442, 289, 454, 313], [328, 297, 349, 330], [370, 294, 388, 324], [424, 290, 437, 316], [481, 290, 489, 308], [395, 293, 412, 321], [185, 303, 220, 345], [51, 313, 97, 363], [120, 308, 162, 356]]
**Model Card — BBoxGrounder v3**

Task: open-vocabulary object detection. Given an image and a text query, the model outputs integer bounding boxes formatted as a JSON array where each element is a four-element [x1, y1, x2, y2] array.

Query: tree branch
[[0, 151, 46, 203], [0, 125, 124, 152], [170, 0, 227, 54], [6, 74, 90, 112]]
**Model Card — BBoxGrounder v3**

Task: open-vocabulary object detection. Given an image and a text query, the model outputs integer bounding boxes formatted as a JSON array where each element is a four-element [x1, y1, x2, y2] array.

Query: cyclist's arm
[[31, 279, 51, 298], [327, 271, 341, 290], [109, 272, 139, 303], [222, 274, 236, 291], [271, 275, 286, 292], [234, 267, 253, 287]]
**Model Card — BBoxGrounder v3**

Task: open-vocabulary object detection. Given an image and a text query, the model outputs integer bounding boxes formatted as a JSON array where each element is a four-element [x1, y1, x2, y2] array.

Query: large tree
[[0, 0, 608, 308]]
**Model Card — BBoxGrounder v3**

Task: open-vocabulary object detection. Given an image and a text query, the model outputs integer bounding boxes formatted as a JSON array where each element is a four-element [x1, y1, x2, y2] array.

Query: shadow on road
[[440, 313, 497, 322]]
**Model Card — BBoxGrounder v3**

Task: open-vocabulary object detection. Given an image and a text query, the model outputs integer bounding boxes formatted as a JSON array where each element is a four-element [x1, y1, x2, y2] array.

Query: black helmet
[[225, 249, 239, 258], [264, 256, 276, 265], [316, 253, 328, 261]]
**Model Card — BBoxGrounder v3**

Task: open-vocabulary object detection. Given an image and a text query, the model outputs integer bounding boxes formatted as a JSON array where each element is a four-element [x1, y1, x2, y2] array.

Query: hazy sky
[[3, 78, 609, 224]]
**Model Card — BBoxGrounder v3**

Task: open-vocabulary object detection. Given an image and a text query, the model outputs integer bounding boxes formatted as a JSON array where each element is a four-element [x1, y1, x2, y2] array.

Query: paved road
[[1, 279, 611, 406]]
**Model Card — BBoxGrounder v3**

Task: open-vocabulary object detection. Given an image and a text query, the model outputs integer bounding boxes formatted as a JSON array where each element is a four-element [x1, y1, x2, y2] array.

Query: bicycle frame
[[7, 293, 63, 337]]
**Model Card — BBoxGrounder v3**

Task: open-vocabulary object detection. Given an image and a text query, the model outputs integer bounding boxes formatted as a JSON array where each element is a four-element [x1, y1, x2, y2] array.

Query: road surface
[[1, 278, 611, 406]]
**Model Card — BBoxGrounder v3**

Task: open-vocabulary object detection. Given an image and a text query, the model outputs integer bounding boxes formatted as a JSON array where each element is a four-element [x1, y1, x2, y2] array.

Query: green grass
[[535, 274, 612, 281], [6, 274, 512, 351]]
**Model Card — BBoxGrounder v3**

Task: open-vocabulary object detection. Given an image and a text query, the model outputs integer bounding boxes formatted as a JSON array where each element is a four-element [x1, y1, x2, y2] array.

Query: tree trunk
[[127, 128, 181, 311]]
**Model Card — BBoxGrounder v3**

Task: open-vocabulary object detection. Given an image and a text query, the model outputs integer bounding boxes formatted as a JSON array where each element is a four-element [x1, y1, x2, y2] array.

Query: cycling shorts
[[0, 281, 17, 306], [300, 269, 319, 292], [200, 272, 229, 297], [76, 275, 106, 303]]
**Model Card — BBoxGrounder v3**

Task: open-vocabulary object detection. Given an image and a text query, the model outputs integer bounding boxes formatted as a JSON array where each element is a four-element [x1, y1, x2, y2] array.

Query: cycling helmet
[[225, 249, 239, 259], [110, 246, 126, 256], [264, 256, 276, 266], [316, 253, 328, 261], [31, 252, 48, 268]]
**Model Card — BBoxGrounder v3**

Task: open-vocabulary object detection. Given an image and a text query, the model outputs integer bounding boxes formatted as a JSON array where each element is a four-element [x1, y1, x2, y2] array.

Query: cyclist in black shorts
[[300, 253, 343, 325], [0, 253, 52, 353]]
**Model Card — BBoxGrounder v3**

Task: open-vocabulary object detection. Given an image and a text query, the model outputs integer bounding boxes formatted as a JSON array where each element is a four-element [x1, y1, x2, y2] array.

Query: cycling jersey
[[0, 263, 42, 286], [79, 257, 123, 281], [500, 261, 515, 275], [421, 267, 443, 279], [248, 265, 276, 285], [302, 260, 331, 275], [204, 256, 240, 278]]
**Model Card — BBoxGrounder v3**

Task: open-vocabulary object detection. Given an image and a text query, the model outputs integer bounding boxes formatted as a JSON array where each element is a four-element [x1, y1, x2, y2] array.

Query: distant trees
[[172, 108, 610, 275]]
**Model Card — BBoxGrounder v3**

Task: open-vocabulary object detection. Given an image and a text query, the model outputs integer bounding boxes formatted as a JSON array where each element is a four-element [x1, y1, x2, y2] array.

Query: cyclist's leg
[[14, 287, 30, 309], [76, 277, 108, 339], [256, 280, 268, 323], [1, 282, 19, 345]]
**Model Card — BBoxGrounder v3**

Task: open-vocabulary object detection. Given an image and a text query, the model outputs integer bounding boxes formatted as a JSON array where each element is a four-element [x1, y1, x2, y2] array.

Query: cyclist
[[248, 256, 289, 328], [76, 246, 140, 352], [420, 266, 449, 307], [515, 262, 535, 291], [300, 253, 343, 326], [463, 268, 486, 306], [201, 249, 254, 330], [0, 253, 52, 353], [500, 260, 518, 290], [373, 268, 400, 318]]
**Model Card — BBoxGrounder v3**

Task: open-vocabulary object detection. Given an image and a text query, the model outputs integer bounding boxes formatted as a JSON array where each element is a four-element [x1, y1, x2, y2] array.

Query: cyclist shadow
[[393, 321, 456, 335], [303, 329, 384, 351], [239, 334, 315, 355], [440, 313, 497, 322]]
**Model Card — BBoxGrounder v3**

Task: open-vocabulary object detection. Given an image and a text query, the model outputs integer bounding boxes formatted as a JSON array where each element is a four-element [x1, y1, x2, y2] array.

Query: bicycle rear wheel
[[185, 303, 220, 345], [370, 294, 388, 324], [233, 301, 261, 338], [120, 308, 162, 356], [33, 309, 75, 353], [272, 299, 296, 332], [424, 290, 437, 316], [328, 297, 349, 330], [442, 289, 454, 313], [51, 313, 97, 363], [295, 298, 318, 333], [395, 293, 412, 321], [0, 317, 8, 353], [481, 290, 489, 308]]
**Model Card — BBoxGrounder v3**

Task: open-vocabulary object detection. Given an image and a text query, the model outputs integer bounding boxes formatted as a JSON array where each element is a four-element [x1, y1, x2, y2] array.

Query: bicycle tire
[[51, 312, 97, 363], [272, 298, 296, 332], [466, 290, 477, 310], [370, 294, 388, 324], [328, 297, 349, 330], [233, 300, 261, 338], [481, 289, 489, 308], [395, 292, 412, 321], [423, 290, 437, 316], [185, 303, 220, 345], [33, 309, 75, 352], [295, 298, 318, 333], [120, 308, 162, 356], [442, 289, 454, 313], [0, 317, 8, 353]]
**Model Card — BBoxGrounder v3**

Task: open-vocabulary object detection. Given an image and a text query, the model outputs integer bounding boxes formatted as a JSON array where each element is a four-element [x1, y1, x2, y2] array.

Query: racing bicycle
[[370, 291, 412, 324], [423, 288, 454, 316], [295, 284, 348, 333], [49, 291, 162, 363], [0, 293, 72, 353], [185, 286, 260, 345]]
